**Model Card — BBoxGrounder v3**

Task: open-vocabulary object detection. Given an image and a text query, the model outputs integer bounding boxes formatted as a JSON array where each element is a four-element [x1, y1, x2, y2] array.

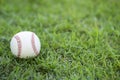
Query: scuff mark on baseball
[[10, 31, 41, 58]]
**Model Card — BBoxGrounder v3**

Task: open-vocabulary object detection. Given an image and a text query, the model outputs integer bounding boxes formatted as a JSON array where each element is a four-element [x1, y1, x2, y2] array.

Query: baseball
[[10, 31, 41, 58]]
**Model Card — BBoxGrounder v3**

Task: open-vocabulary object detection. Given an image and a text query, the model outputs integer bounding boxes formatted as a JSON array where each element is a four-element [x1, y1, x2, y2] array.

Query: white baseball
[[10, 31, 41, 58]]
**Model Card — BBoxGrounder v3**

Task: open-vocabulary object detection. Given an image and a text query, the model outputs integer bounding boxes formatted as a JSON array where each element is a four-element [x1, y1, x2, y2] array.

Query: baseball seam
[[31, 33, 38, 55], [14, 35, 22, 57]]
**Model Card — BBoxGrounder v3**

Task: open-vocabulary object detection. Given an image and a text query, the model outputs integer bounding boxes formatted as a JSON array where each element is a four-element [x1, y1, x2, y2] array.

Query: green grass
[[0, 0, 120, 80]]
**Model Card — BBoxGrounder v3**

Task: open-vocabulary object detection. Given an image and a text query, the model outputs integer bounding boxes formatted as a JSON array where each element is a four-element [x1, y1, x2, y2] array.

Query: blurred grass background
[[0, 0, 120, 80]]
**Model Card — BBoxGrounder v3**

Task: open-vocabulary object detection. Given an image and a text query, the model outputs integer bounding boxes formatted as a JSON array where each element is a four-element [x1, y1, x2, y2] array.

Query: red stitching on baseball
[[31, 33, 38, 55], [14, 35, 22, 57]]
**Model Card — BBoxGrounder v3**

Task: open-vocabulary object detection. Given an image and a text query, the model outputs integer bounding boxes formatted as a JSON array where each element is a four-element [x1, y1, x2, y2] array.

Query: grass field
[[0, 0, 120, 80]]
